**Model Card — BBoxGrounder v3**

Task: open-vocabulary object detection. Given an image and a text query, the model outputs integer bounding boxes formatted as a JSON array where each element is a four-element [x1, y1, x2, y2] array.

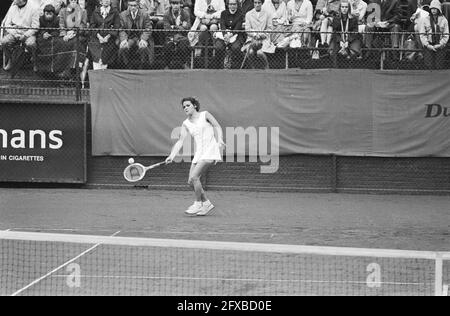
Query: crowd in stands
[[1, 0, 449, 80]]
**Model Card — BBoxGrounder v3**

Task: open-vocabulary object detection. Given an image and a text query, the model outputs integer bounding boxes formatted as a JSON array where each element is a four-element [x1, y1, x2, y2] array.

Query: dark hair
[[43, 4, 56, 14], [181, 97, 200, 111]]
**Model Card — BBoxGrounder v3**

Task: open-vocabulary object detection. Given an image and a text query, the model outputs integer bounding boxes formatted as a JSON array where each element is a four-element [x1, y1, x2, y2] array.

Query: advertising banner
[[0, 101, 87, 183], [89, 69, 450, 158]]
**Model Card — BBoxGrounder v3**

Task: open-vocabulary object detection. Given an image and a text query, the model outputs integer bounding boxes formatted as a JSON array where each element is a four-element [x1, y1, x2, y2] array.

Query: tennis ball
[[128, 158, 135, 164]]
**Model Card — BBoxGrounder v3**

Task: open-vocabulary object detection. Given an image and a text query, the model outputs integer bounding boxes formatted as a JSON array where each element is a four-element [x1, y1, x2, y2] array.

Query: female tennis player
[[166, 97, 226, 216]]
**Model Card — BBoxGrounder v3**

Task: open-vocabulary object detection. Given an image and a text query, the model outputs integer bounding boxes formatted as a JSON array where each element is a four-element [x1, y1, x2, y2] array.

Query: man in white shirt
[[1, 0, 40, 71]]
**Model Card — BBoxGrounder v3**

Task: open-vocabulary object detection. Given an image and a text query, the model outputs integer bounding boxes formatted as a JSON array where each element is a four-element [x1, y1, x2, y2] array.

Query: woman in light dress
[[166, 97, 225, 216]]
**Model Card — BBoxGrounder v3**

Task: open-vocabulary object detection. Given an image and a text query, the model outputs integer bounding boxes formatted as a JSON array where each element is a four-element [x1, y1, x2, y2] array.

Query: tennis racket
[[123, 161, 166, 182]]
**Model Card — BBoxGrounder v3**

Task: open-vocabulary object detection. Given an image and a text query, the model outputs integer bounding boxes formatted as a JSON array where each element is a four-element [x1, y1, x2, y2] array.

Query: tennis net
[[1, 231, 449, 296]]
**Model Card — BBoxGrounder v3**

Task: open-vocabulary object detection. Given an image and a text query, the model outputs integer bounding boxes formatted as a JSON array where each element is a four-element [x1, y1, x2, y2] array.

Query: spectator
[[285, 0, 313, 48], [315, 0, 341, 48], [262, 0, 289, 47], [419, 0, 449, 69], [58, 0, 88, 78], [111, 0, 129, 11], [365, 0, 401, 53], [85, 0, 100, 21], [403, 0, 429, 61], [213, 0, 244, 68], [330, 0, 361, 58], [88, 0, 120, 69], [162, 0, 192, 68], [190, 0, 225, 56], [140, 0, 170, 16], [1, 0, 40, 72], [348, 0, 367, 32], [240, 0, 254, 17], [411, 0, 431, 32], [38, 0, 65, 14], [243, 0, 274, 69], [140, 0, 170, 45], [36, 4, 60, 73], [118, 0, 154, 68], [310, 7, 324, 55]]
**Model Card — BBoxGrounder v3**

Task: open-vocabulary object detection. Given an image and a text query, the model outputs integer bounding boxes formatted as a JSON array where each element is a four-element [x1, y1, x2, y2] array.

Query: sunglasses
[[182, 104, 193, 109]]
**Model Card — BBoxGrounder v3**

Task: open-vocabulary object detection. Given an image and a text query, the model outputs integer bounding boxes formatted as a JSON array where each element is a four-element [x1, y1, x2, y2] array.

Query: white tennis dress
[[183, 111, 222, 164]]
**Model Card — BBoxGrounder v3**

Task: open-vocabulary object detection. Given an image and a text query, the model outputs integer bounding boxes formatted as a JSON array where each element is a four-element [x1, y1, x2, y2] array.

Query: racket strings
[[126, 165, 145, 181]]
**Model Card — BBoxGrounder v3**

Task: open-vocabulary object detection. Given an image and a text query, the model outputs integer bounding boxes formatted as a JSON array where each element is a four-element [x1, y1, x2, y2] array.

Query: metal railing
[[1, 27, 449, 101]]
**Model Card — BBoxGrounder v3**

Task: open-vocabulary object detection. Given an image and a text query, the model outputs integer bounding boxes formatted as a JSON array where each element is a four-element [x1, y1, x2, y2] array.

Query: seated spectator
[[402, 0, 429, 61], [240, 0, 254, 17], [38, 0, 65, 14], [315, 0, 341, 48], [365, 0, 401, 53], [162, 0, 191, 68], [190, 0, 225, 56], [419, 0, 449, 69], [35, 4, 60, 73], [242, 0, 274, 69], [213, 0, 245, 68], [140, 0, 170, 17], [88, 0, 120, 70], [140, 0, 170, 45], [119, 0, 154, 68], [180, 0, 194, 21], [411, 0, 430, 32], [58, 0, 88, 79], [85, 0, 100, 22], [1, 0, 40, 72], [330, 0, 361, 58], [310, 8, 323, 56], [349, 0, 367, 33], [285, 0, 313, 48], [262, 0, 289, 48], [111, 0, 130, 11]]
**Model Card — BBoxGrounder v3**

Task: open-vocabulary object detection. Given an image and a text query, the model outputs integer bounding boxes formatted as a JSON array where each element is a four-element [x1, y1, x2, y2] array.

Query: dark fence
[[1, 27, 449, 101]]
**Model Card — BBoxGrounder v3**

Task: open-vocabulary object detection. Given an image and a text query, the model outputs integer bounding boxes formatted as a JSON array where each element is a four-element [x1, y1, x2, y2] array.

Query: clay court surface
[[0, 188, 449, 250], [1, 188, 449, 296]]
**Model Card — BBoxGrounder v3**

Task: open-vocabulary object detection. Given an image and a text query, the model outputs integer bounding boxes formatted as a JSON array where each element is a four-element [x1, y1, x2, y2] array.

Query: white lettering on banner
[[0, 129, 64, 149], [8, 155, 45, 162], [171, 126, 280, 174]]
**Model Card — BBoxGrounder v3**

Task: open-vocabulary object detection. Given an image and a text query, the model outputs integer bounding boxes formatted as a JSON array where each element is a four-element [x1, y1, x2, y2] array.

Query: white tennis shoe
[[196, 201, 215, 216], [184, 202, 203, 216]]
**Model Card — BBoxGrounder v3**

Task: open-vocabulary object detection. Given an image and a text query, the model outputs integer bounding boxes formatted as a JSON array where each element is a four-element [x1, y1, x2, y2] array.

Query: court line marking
[[49, 275, 432, 286], [10, 230, 121, 296], [8, 227, 279, 236]]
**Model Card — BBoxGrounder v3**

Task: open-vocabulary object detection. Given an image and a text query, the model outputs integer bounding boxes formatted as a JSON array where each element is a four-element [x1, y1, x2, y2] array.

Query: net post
[[435, 253, 443, 296]]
